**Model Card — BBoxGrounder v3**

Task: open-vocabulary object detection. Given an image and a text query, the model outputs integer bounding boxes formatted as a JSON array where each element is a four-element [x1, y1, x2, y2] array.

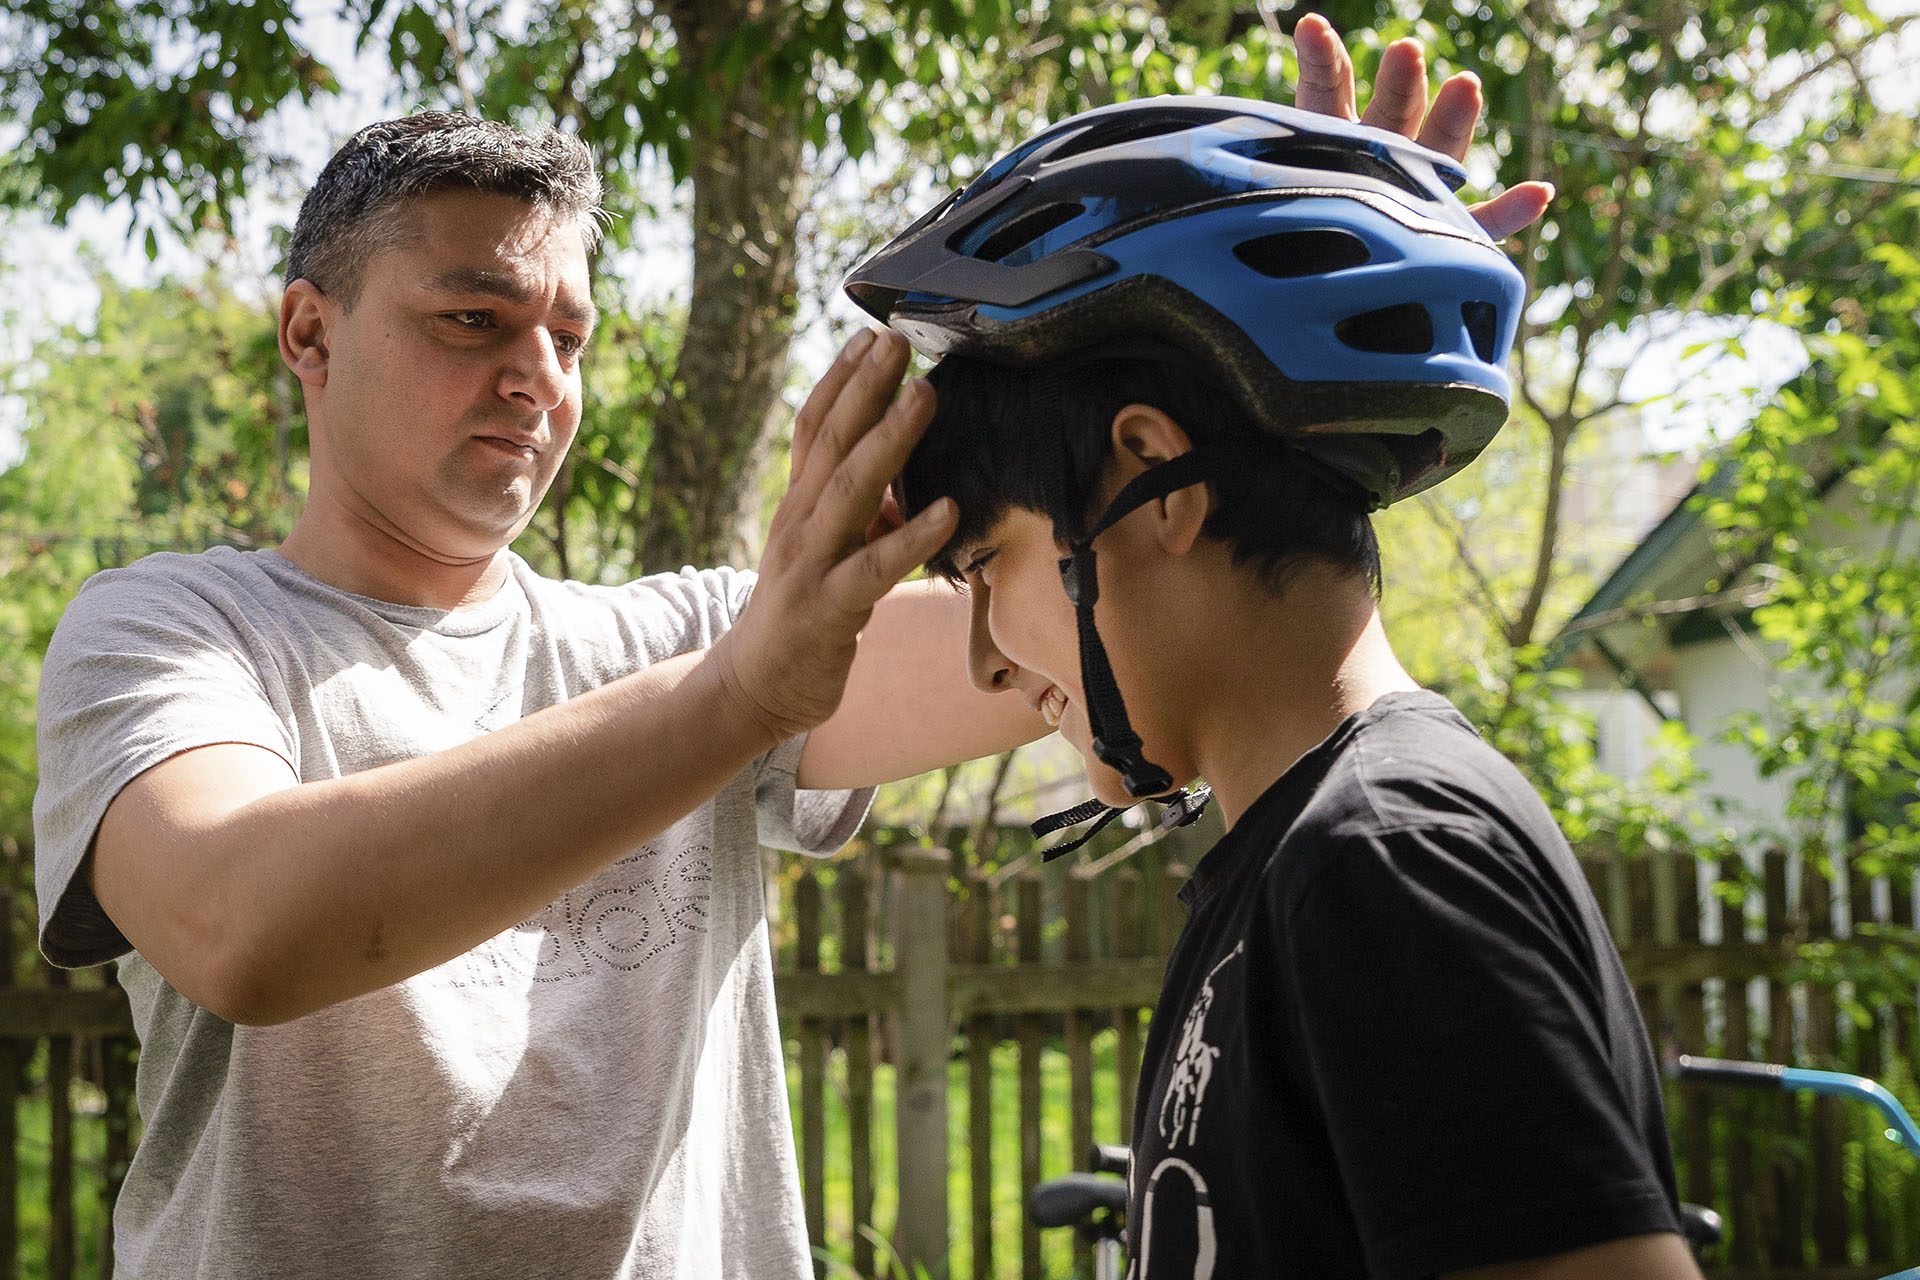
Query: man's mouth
[[1039, 686, 1068, 729], [473, 435, 541, 460]]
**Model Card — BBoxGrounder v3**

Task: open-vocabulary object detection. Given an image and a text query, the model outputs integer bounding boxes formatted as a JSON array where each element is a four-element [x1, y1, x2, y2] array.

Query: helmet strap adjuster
[[1031, 446, 1220, 860]]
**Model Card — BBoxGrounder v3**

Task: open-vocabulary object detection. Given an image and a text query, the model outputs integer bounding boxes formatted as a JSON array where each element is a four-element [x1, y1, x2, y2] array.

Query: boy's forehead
[[963, 506, 1052, 554]]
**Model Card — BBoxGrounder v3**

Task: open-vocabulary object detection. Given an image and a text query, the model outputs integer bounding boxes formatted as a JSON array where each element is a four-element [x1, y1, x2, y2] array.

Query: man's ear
[[279, 280, 332, 387], [1110, 404, 1209, 556]]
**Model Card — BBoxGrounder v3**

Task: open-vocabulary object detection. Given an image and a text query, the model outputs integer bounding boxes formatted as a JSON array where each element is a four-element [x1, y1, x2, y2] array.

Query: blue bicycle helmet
[[844, 95, 1526, 508], [845, 96, 1529, 839]]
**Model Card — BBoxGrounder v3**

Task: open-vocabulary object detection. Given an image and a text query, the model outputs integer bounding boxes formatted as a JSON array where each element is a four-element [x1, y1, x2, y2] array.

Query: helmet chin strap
[[1030, 448, 1217, 861]]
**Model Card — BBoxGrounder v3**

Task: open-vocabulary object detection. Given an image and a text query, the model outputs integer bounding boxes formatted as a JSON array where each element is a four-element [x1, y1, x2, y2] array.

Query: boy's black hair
[[896, 353, 1382, 596]]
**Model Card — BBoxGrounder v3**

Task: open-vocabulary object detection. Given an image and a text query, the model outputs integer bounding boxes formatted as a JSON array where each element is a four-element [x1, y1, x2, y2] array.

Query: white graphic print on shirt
[[1134, 941, 1241, 1280], [438, 841, 713, 989], [1157, 941, 1240, 1149]]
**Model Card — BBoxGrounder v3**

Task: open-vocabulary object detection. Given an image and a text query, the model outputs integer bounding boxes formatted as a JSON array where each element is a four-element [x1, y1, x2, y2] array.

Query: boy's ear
[[1109, 404, 1209, 556], [279, 280, 333, 387]]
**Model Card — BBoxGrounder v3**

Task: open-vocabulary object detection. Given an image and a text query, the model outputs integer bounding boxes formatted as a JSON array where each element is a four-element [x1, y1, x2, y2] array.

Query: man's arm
[[89, 332, 957, 1025], [797, 578, 1048, 790], [1447, 1231, 1704, 1280]]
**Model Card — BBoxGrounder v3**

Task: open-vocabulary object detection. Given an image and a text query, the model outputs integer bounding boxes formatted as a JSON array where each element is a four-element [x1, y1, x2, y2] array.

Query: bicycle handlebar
[[1675, 1055, 1920, 1153], [1030, 1172, 1127, 1232]]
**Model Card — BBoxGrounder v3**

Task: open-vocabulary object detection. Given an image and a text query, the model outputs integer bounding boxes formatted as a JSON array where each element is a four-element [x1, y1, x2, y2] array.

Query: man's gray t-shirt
[[33, 547, 872, 1279]]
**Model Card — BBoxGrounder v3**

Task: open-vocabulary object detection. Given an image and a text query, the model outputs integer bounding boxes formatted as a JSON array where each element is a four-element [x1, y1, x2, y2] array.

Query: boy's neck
[[1176, 562, 1419, 830]]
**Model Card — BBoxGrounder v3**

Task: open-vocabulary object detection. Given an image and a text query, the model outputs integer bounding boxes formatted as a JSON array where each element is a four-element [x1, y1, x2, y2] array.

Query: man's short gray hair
[[286, 113, 607, 306]]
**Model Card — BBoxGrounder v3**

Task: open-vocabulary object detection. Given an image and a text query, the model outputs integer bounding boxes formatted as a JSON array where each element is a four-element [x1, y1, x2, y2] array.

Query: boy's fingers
[[791, 331, 912, 511], [1292, 14, 1358, 121], [1361, 39, 1428, 139], [1417, 72, 1482, 161], [1470, 181, 1554, 240], [826, 498, 959, 608], [791, 328, 880, 483]]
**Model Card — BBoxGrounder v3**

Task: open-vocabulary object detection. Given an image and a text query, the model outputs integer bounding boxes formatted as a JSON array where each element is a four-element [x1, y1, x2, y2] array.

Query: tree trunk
[[1508, 418, 1572, 649], [642, 0, 806, 572]]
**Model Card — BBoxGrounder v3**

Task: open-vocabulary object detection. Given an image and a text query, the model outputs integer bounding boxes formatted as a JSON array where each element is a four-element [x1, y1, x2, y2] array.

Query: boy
[[846, 98, 1701, 1279]]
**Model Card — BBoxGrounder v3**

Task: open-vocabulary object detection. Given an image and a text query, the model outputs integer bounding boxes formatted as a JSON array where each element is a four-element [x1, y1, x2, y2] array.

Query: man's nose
[[966, 583, 1016, 694], [499, 329, 567, 413]]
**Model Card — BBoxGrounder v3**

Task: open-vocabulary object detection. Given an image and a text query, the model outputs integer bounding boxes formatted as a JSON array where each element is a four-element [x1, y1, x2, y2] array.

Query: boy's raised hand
[[1292, 12, 1552, 241], [714, 329, 957, 742]]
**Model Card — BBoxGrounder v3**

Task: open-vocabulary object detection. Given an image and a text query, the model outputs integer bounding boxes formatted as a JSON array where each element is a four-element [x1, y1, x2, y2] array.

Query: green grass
[[8, 1042, 113, 1280]]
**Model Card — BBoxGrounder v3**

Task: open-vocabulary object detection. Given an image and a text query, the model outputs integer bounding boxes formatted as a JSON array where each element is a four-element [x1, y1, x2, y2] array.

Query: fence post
[[892, 846, 951, 1277], [796, 871, 826, 1279], [1, 886, 16, 1280]]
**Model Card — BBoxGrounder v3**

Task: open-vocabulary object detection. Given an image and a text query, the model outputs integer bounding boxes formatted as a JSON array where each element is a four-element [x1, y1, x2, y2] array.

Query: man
[[35, 112, 1000, 1279], [849, 61, 1692, 1280], [31, 15, 1546, 1279]]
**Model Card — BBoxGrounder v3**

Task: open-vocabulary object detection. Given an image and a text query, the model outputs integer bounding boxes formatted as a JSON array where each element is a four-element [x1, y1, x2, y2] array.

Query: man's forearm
[[798, 579, 1049, 789], [96, 641, 780, 1024]]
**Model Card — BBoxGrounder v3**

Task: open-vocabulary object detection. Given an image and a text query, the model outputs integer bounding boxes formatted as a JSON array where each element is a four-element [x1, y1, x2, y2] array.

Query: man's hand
[[713, 329, 959, 742], [1293, 12, 1552, 240]]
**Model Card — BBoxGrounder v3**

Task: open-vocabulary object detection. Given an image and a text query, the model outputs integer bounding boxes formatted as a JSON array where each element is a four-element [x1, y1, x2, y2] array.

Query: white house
[[1549, 431, 1895, 843]]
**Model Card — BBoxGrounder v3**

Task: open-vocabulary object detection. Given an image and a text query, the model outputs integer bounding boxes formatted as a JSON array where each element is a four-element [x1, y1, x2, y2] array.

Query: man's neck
[[1179, 571, 1419, 830], [278, 506, 511, 612]]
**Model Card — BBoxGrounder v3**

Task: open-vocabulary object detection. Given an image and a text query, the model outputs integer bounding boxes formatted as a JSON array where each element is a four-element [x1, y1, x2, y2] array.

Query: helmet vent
[[1232, 229, 1371, 278], [1336, 303, 1434, 355], [967, 201, 1085, 262], [1227, 138, 1426, 199], [1043, 109, 1233, 165], [1461, 301, 1500, 362]]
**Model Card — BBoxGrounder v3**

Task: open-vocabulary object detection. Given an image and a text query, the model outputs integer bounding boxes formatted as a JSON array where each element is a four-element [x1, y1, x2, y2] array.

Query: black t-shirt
[[1126, 691, 1680, 1280]]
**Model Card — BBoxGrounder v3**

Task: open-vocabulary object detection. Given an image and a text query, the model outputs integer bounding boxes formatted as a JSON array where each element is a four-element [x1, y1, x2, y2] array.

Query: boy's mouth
[[1039, 686, 1068, 729]]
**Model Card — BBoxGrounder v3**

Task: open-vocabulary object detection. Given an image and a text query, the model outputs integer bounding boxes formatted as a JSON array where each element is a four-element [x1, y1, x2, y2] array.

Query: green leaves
[[1688, 171, 1920, 912]]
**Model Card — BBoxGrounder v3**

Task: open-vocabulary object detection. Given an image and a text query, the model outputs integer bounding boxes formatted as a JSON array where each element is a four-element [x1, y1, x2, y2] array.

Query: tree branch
[[1415, 492, 1518, 637]]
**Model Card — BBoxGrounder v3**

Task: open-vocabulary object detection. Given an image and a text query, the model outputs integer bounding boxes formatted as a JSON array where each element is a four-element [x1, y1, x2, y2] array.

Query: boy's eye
[[960, 548, 998, 580]]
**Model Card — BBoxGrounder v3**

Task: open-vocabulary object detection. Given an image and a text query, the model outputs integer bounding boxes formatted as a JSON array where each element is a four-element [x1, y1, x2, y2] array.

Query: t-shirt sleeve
[[653, 565, 874, 857], [32, 569, 294, 968], [1281, 820, 1678, 1277]]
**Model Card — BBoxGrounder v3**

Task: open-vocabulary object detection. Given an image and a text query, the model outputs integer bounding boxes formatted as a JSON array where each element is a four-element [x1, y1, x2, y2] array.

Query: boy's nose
[[966, 583, 1016, 693]]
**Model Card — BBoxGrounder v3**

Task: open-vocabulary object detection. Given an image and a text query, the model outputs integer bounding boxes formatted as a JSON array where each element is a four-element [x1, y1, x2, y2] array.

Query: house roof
[[1548, 427, 1856, 686]]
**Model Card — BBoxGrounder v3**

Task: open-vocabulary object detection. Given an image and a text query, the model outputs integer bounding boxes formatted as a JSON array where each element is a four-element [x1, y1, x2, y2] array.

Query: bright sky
[[4, 0, 1916, 471]]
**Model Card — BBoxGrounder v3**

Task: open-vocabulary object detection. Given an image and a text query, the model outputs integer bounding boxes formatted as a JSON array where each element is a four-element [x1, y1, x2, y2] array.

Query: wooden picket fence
[[4, 841, 1920, 1280]]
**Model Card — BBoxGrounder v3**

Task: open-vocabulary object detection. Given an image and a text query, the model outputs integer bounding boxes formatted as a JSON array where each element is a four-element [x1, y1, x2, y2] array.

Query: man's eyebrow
[[426, 267, 598, 329]]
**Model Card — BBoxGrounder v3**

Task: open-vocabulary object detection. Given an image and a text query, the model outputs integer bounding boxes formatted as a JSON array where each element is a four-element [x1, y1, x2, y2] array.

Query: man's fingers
[[1361, 39, 1428, 138], [1469, 181, 1554, 240], [864, 485, 906, 545], [1292, 13, 1357, 121], [825, 498, 959, 609], [1416, 72, 1482, 161], [814, 376, 937, 549], [791, 328, 880, 483], [791, 330, 912, 511]]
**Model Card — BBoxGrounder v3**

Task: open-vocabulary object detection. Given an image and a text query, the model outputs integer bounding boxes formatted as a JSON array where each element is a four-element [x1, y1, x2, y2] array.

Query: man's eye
[[445, 311, 492, 329], [554, 332, 587, 357]]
